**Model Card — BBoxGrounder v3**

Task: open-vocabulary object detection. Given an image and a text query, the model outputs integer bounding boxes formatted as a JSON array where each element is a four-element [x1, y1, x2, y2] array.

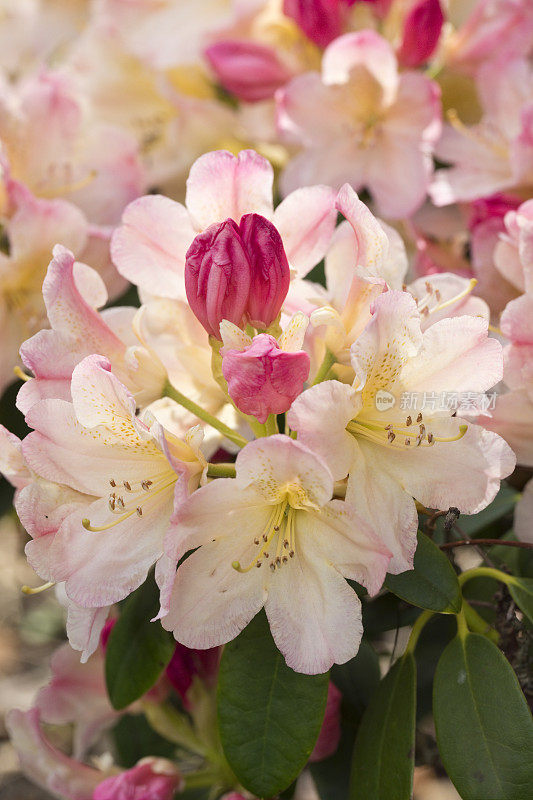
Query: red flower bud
[[283, 0, 343, 49], [205, 40, 292, 102], [397, 0, 444, 68], [185, 214, 290, 339]]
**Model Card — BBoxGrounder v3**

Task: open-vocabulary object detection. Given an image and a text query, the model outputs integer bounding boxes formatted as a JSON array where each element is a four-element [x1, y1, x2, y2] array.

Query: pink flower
[[494, 199, 533, 294], [162, 435, 390, 674], [111, 149, 336, 299], [431, 58, 533, 206], [185, 213, 290, 337], [277, 31, 441, 218], [205, 40, 292, 102], [93, 758, 184, 800], [220, 315, 310, 422], [396, 0, 444, 68], [165, 643, 220, 707], [288, 291, 515, 572]]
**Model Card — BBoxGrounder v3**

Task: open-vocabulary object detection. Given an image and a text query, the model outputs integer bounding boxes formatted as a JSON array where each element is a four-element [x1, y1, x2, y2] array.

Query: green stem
[[265, 414, 279, 436], [463, 602, 499, 643], [458, 566, 517, 589], [456, 603, 469, 640], [183, 770, 221, 790], [164, 382, 248, 448], [312, 350, 336, 385], [405, 610, 434, 655], [206, 462, 236, 478]]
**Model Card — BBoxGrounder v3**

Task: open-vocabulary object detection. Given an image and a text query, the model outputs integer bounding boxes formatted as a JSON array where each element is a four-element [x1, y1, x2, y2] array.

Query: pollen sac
[[184, 213, 290, 339]]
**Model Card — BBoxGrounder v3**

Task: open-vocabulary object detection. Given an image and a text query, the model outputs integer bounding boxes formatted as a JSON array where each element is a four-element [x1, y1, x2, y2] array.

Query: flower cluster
[[0, 1, 531, 799]]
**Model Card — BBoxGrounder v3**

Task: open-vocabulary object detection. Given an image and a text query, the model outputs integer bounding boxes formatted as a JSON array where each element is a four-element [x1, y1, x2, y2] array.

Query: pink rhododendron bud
[[166, 643, 220, 707], [185, 218, 252, 338], [397, 0, 444, 67], [185, 214, 290, 338], [221, 324, 310, 423], [310, 682, 342, 762], [240, 213, 290, 329], [205, 40, 292, 102], [283, 0, 343, 48], [93, 758, 183, 800]]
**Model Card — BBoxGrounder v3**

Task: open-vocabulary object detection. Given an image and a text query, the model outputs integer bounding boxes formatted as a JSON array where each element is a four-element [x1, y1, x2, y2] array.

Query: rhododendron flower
[[288, 291, 515, 571], [162, 435, 390, 674], [111, 149, 337, 299], [21, 355, 206, 617], [7, 708, 102, 799], [494, 199, 533, 294], [17, 244, 166, 414], [0, 177, 88, 392], [35, 642, 120, 759], [396, 0, 444, 68], [277, 31, 441, 218], [443, 0, 533, 73], [431, 57, 533, 206], [220, 314, 310, 422], [94, 758, 184, 800], [0, 69, 145, 226], [205, 40, 293, 102], [185, 213, 290, 337]]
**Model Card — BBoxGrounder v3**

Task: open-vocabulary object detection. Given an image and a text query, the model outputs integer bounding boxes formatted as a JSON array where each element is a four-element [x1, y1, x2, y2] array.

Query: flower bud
[[185, 218, 251, 338], [397, 0, 444, 68], [205, 40, 292, 102], [93, 758, 184, 800], [166, 643, 220, 707], [283, 0, 343, 49], [185, 214, 290, 339], [240, 213, 290, 329], [309, 682, 342, 762], [221, 333, 310, 423]]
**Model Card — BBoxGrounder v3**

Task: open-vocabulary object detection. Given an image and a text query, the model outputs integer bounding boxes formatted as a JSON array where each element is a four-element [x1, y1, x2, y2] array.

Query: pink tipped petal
[[185, 149, 274, 230], [206, 40, 292, 102], [111, 195, 195, 299], [482, 390, 533, 468], [6, 708, 101, 800], [222, 334, 310, 423], [273, 185, 337, 278], [0, 426, 29, 489], [397, 0, 444, 68], [335, 184, 390, 274], [322, 31, 398, 101], [66, 603, 111, 664]]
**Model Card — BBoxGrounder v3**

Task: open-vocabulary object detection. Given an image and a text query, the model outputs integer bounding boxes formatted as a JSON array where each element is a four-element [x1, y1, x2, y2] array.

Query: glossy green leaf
[[350, 653, 416, 800], [105, 575, 175, 710], [217, 610, 329, 798], [385, 531, 462, 613], [434, 632, 533, 799], [331, 639, 380, 716], [509, 576, 533, 625], [457, 483, 519, 537]]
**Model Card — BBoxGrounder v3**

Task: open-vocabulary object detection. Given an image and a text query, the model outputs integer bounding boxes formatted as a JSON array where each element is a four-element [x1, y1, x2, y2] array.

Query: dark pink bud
[[93, 758, 183, 800], [222, 333, 310, 423], [309, 682, 342, 762], [166, 643, 220, 707], [397, 0, 444, 68], [185, 218, 251, 338], [283, 0, 343, 49], [185, 215, 290, 338], [468, 193, 522, 231], [205, 40, 292, 102], [239, 214, 290, 329]]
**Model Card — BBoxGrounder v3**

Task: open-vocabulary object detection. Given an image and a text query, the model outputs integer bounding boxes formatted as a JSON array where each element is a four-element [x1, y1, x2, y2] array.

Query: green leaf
[[509, 576, 533, 625], [434, 632, 533, 799], [456, 483, 519, 538], [113, 713, 176, 768], [350, 653, 416, 800], [331, 639, 380, 717], [105, 575, 175, 710], [217, 610, 329, 798], [384, 531, 462, 613]]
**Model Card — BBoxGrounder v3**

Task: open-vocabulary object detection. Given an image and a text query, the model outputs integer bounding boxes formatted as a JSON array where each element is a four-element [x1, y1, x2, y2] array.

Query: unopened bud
[[397, 0, 444, 68], [93, 758, 183, 800], [205, 40, 292, 102], [185, 214, 290, 339], [283, 0, 343, 48]]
